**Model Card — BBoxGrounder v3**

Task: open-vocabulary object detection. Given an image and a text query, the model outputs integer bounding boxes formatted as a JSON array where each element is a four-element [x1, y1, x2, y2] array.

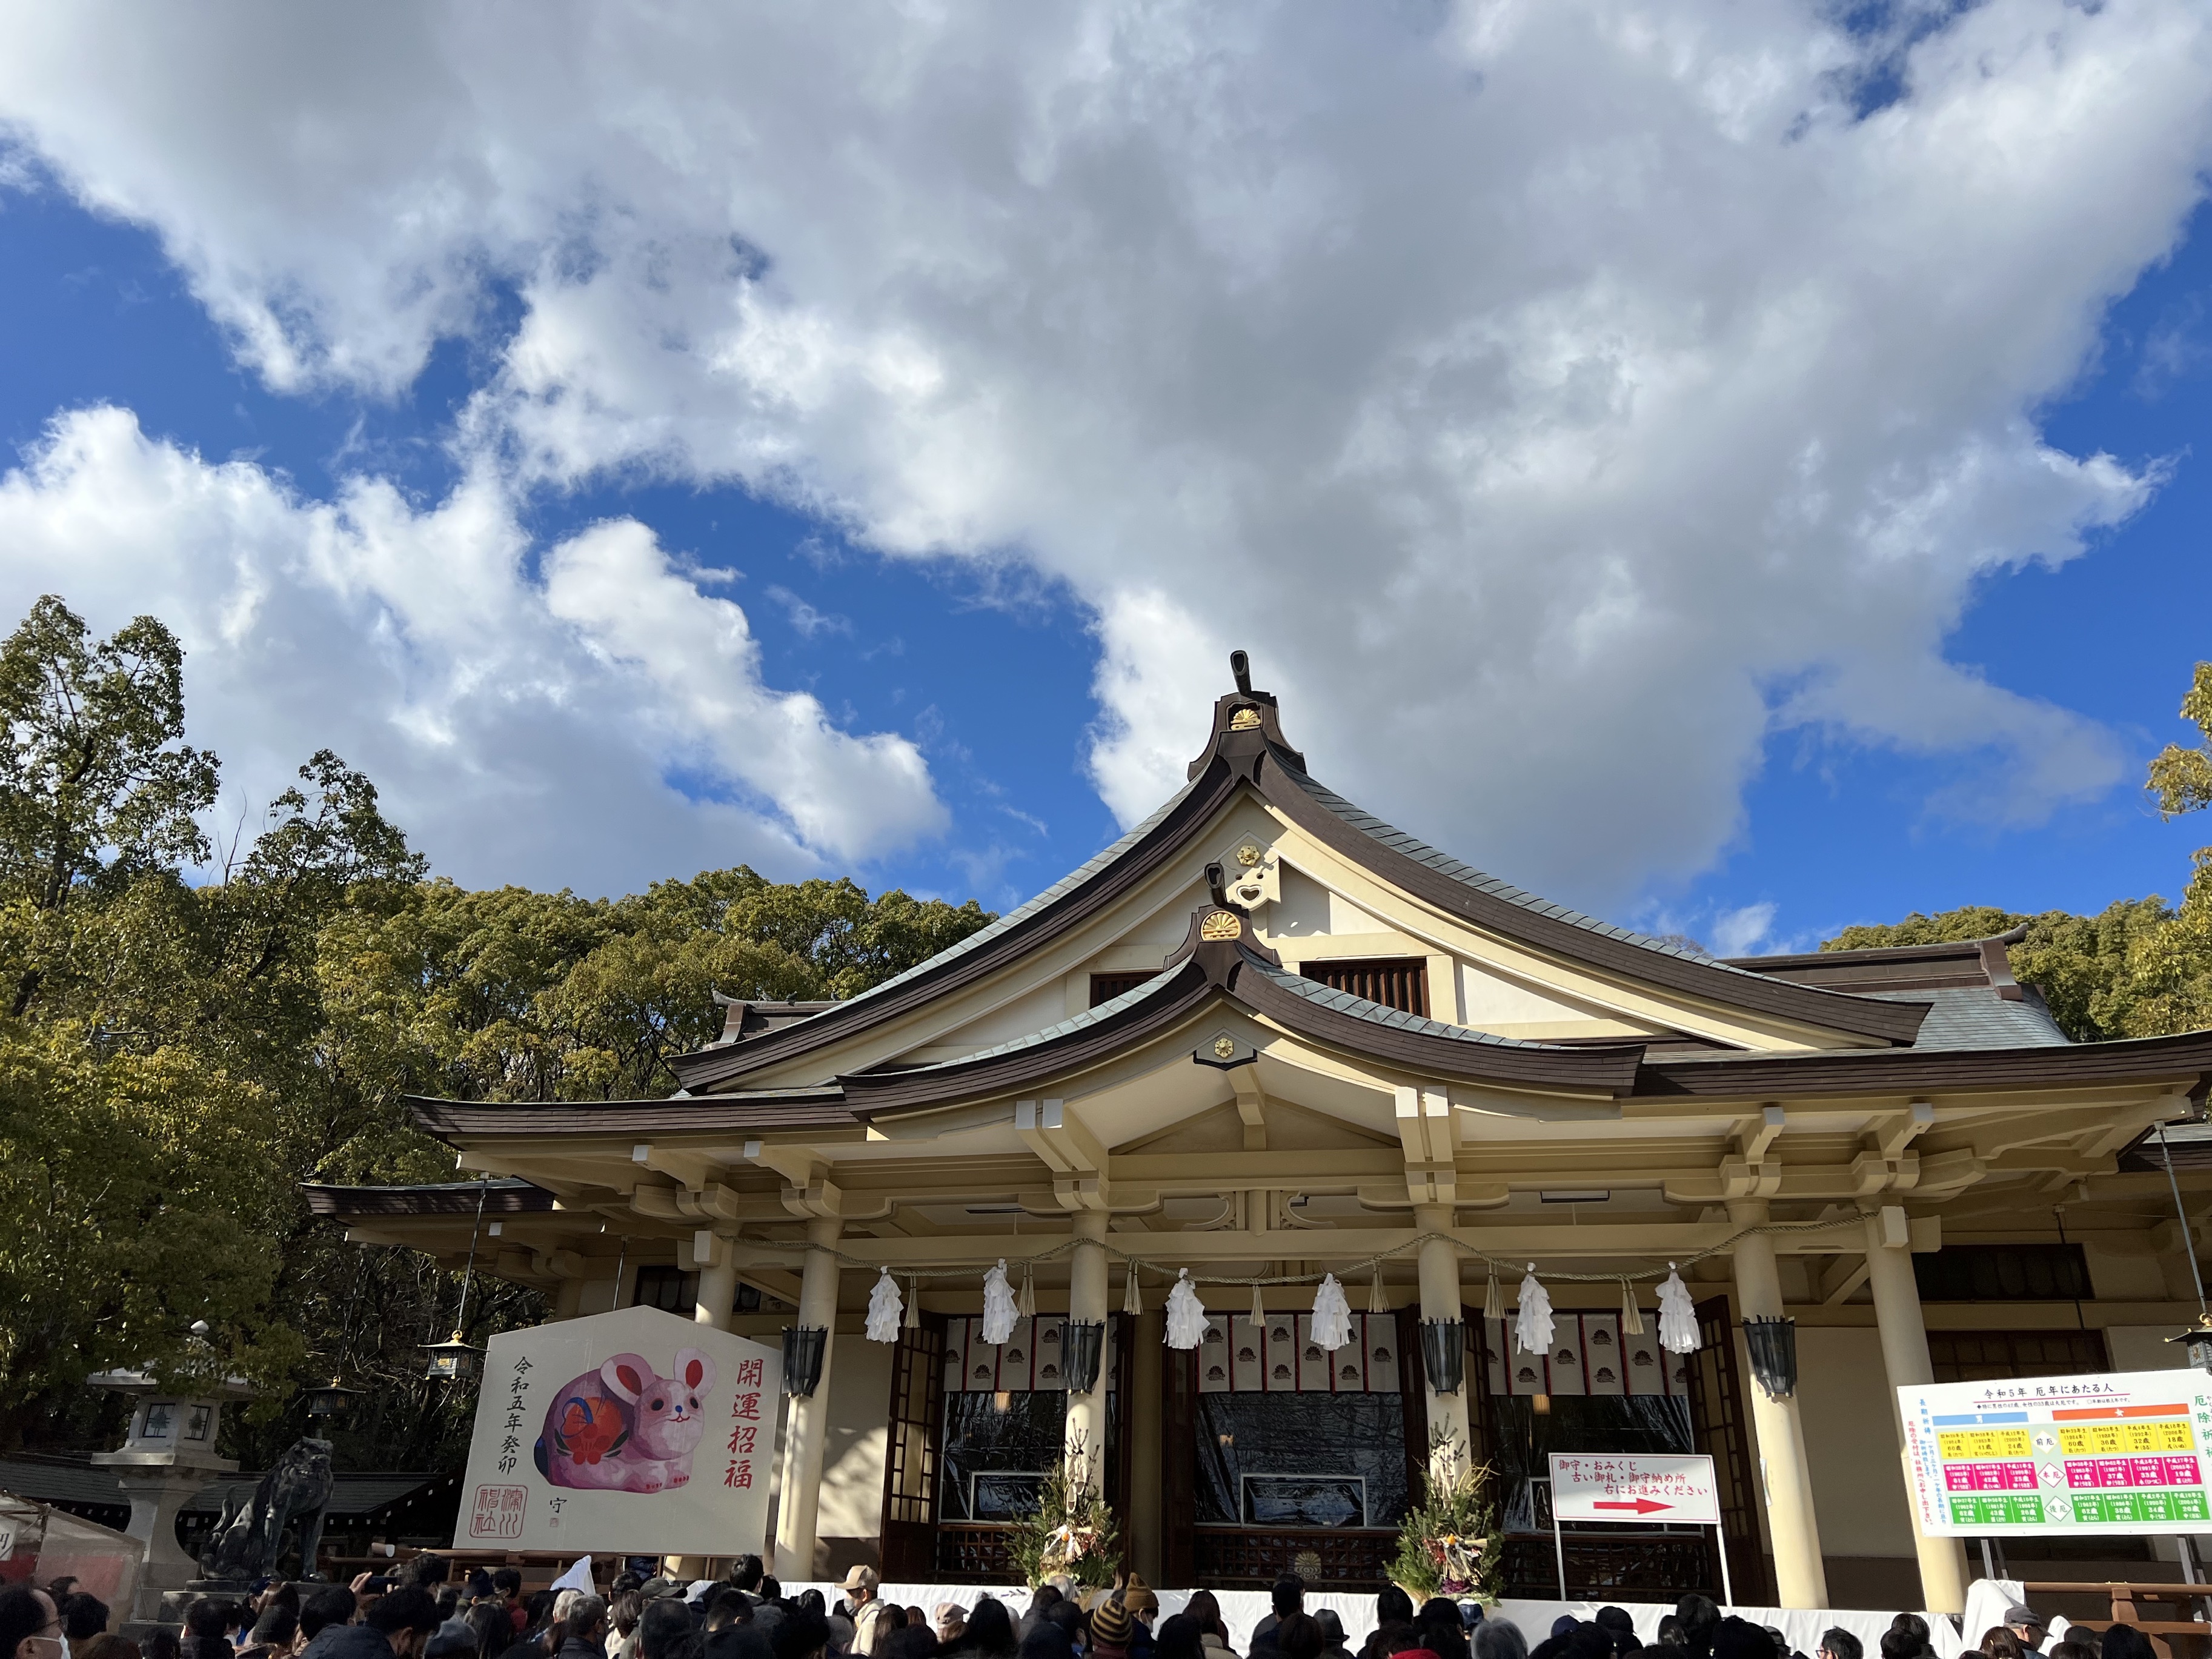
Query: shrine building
[[310, 658, 2212, 1612]]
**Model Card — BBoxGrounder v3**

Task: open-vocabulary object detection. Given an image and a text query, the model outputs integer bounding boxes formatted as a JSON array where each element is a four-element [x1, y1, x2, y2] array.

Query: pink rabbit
[[534, 1348, 716, 1493]]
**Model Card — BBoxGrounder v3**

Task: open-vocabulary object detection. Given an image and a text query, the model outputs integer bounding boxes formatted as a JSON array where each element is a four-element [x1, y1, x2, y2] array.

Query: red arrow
[[1593, 1498, 1673, 1515]]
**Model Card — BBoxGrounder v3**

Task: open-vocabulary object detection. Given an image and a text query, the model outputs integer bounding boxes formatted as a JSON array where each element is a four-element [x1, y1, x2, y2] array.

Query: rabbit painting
[[534, 1348, 716, 1493]]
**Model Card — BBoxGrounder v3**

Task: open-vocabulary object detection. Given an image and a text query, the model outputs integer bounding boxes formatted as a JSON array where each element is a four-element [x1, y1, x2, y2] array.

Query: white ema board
[[1898, 1368, 2212, 1537], [1548, 1453, 1722, 1525], [456, 1305, 780, 1555]]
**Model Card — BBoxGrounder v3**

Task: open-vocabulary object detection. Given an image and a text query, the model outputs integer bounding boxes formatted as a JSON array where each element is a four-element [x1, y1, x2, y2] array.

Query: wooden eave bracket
[[1394, 1085, 1457, 1203]]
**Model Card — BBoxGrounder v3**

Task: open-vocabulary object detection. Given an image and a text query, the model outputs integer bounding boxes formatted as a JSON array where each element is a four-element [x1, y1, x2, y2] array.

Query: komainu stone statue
[[197, 1436, 335, 1583]]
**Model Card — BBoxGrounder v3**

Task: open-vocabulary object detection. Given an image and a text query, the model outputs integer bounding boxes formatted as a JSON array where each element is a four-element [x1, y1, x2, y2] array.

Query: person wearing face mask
[[307, 1588, 445, 1659], [0, 1588, 65, 1659]]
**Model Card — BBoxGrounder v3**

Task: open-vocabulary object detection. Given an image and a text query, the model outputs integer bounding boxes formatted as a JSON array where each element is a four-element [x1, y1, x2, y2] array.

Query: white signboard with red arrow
[[1548, 1452, 1724, 1524], [1546, 1452, 1730, 1603]]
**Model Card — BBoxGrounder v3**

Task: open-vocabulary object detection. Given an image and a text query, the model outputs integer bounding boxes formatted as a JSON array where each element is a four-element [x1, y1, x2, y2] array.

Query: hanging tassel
[[981, 1258, 1018, 1345], [1123, 1266, 1143, 1317], [1250, 1283, 1266, 1327], [1657, 1262, 1700, 1355], [1619, 1276, 1645, 1337], [865, 1269, 903, 1343], [905, 1276, 922, 1330], [1483, 1265, 1504, 1323], [1018, 1261, 1037, 1318], [1368, 1267, 1389, 1313], [1164, 1269, 1207, 1349], [1513, 1263, 1555, 1356], [1311, 1274, 1353, 1351]]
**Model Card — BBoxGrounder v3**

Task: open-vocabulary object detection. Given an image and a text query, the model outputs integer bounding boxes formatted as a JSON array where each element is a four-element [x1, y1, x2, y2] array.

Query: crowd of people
[[0, 1560, 2171, 1659]]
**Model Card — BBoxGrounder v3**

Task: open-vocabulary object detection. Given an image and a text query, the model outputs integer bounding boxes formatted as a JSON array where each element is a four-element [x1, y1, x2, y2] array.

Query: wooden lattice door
[[880, 1314, 946, 1581], [1688, 1294, 1771, 1605]]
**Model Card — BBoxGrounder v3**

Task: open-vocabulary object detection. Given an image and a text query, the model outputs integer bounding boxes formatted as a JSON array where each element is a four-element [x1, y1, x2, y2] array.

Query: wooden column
[[1064, 1211, 1111, 1490], [774, 1215, 842, 1577], [692, 1231, 739, 1332], [1729, 1199, 1828, 1609], [1414, 1203, 1470, 1468], [1864, 1206, 1968, 1613]]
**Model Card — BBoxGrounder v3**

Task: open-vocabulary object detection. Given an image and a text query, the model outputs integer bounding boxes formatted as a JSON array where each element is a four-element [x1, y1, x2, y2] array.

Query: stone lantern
[[88, 1360, 256, 1618]]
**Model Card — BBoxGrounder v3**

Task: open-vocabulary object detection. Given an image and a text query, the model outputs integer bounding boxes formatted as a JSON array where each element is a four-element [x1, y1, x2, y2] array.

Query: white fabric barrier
[[785, 1584, 1969, 1657]]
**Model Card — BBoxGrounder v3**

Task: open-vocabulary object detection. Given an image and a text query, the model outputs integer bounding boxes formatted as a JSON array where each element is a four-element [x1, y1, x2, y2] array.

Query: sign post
[[456, 1305, 781, 1558], [1547, 1452, 1732, 1606], [1898, 1368, 2212, 1538]]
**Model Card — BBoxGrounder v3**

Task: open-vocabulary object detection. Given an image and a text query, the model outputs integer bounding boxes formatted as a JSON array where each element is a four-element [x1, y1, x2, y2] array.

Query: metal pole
[[2160, 1122, 2208, 1319], [1553, 1509, 1567, 1602], [1716, 1524, 1736, 1609], [1979, 1538, 1996, 1582], [453, 1175, 491, 1331]]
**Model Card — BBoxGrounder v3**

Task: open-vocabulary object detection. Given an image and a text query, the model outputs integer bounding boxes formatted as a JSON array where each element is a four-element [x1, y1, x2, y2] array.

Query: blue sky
[[1, 3, 2208, 958]]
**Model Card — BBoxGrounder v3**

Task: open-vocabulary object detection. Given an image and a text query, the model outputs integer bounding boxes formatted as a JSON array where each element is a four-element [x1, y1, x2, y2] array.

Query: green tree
[[0, 592, 998, 1469], [0, 596, 219, 1016]]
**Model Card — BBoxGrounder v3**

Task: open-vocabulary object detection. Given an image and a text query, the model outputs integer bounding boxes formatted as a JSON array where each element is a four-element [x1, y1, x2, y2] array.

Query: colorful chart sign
[[1898, 1368, 2212, 1537]]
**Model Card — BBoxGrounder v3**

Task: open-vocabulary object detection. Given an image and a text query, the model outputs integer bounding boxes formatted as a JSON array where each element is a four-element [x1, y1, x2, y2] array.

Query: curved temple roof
[[672, 674, 1930, 1093]]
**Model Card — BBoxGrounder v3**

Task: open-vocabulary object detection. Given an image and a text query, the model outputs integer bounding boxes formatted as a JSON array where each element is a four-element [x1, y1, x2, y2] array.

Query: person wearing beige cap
[[1121, 1581, 1159, 1655], [838, 1569, 884, 1659]]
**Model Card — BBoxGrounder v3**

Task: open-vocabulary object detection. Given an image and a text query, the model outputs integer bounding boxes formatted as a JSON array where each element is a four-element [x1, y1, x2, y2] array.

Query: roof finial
[[1230, 650, 1253, 695]]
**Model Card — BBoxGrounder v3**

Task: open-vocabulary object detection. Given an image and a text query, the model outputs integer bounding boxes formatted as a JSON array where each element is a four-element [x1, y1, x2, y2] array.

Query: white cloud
[[1, 1, 2208, 904], [0, 407, 943, 888], [1709, 902, 1779, 960]]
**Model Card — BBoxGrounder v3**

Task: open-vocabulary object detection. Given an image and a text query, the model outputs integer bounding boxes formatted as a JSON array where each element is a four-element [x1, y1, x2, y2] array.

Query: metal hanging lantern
[[304, 1377, 364, 1419], [420, 1176, 494, 1387], [1742, 1316, 1799, 1400], [420, 1331, 485, 1385], [2167, 1318, 2212, 1374], [1420, 1318, 1467, 1395], [782, 1325, 829, 1398], [1063, 1320, 1106, 1394]]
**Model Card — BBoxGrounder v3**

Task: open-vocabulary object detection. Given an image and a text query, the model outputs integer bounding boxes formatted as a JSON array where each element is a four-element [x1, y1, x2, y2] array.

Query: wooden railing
[[2023, 1582, 2212, 1659], [936, 1523, 1018, 1583], [1191, 1528, 1399, 1589], [1500, 1534, 1721, 1603]]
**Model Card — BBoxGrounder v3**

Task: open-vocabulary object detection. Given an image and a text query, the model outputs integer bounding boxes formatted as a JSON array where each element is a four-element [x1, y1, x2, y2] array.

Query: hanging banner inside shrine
[[1480, 1314, 1690, 1398], [455, 1305, 781, 1554], [1898, 1368, 2212, 1535]]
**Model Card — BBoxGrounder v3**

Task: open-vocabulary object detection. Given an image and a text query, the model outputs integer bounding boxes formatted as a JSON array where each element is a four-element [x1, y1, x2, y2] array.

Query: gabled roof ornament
[[1188, 649, 1307, 780]]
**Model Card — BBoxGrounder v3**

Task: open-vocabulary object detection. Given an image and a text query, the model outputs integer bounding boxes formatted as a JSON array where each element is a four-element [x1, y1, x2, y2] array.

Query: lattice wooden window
[[1090, 971, 1155, 1007], [1301, 957, 1429, 1017], [1928, 1328, 2108, 1383]]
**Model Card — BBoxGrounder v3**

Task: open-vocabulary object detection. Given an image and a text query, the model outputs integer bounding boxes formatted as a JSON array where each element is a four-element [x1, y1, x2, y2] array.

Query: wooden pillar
[[1414, 1203, 1470, 1469], [775, 1215, 842, 1578], [691, 1231, 738, 1332], [1130, 1303, 1164, 1583], [1864, 1206, 1969, 1613], [1064, 1212, 1111, 1490], [1730, 1198, 1828, 1609]]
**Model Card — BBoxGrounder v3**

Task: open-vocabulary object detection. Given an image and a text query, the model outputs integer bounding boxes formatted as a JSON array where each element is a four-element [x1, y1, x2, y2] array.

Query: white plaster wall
[[1792, 1328, 1917, 1558], [928, 980, 1074, 1056], [2084, 1241, 2169, 1302], [817, 1335, 892, 1540], [1458, 960, 1597, 1027], [1269, 866, 1392, 937], [2107, 1325, 2194, 1373]]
